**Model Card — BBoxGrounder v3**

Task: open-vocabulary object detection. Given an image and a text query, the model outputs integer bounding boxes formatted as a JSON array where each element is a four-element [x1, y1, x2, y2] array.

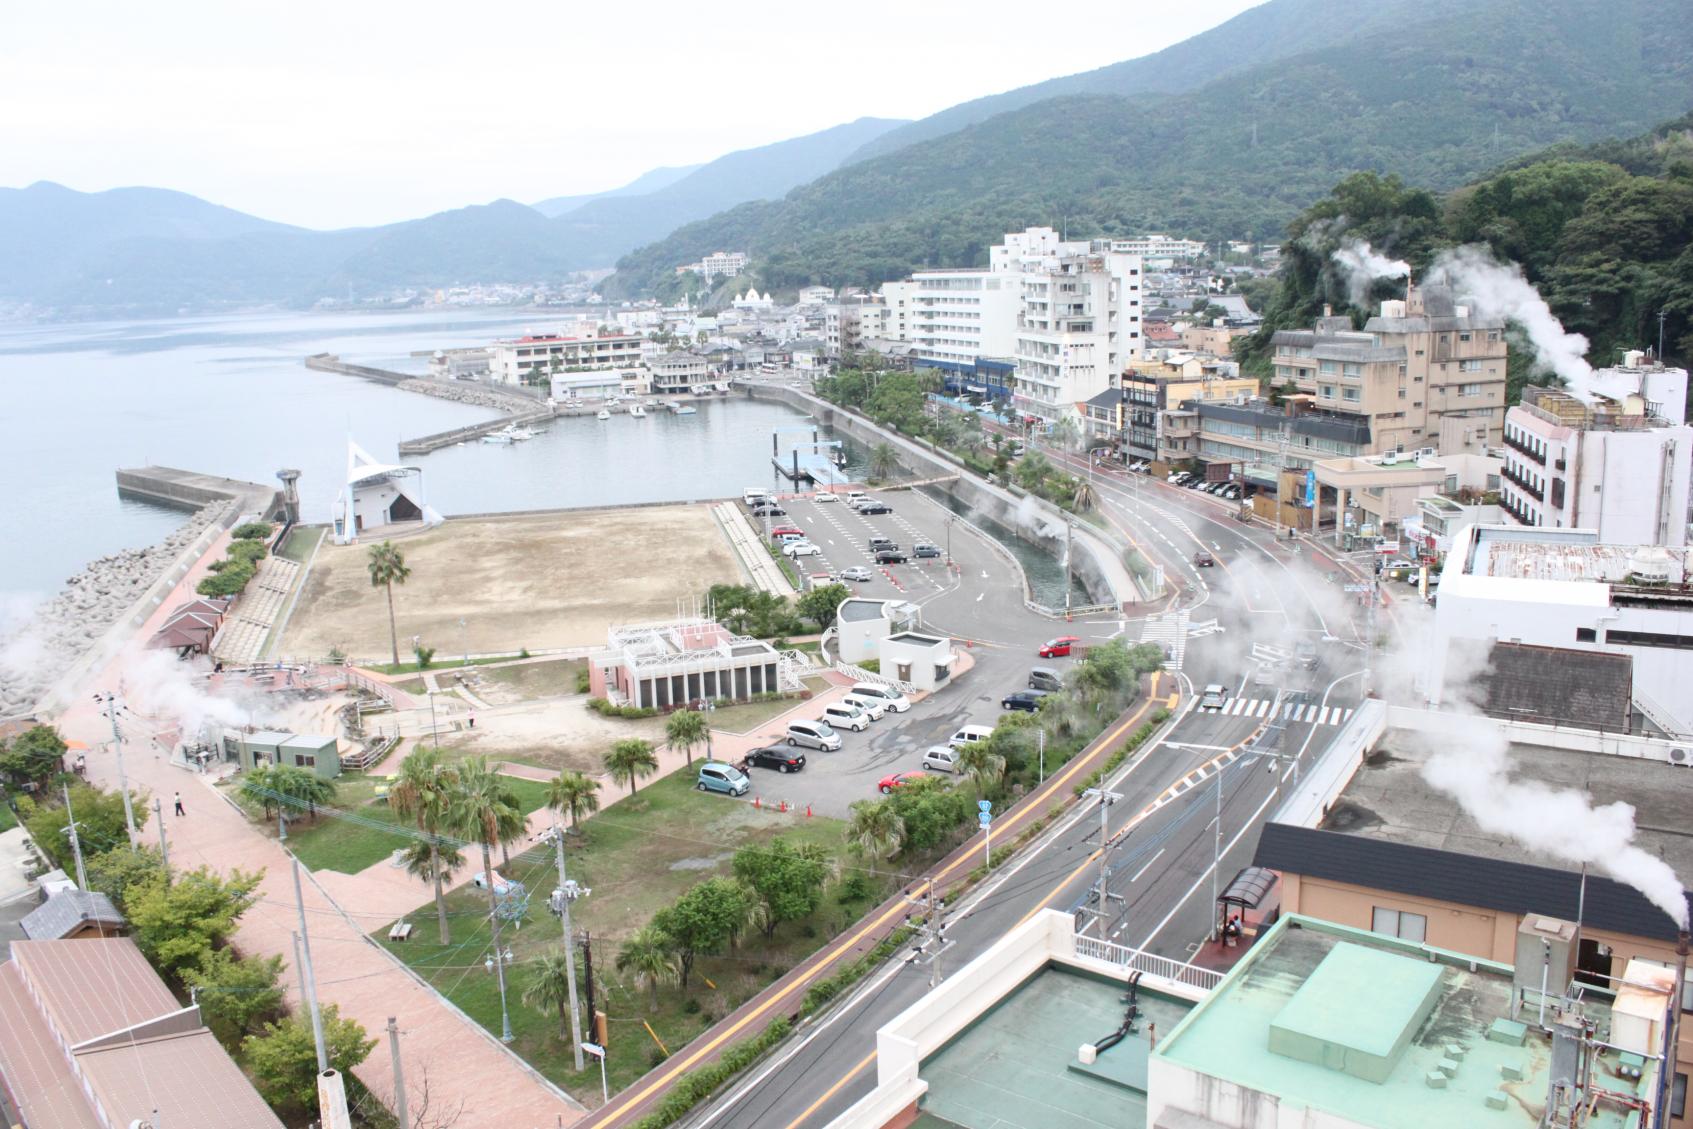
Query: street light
[[944, 515, 954, 568]]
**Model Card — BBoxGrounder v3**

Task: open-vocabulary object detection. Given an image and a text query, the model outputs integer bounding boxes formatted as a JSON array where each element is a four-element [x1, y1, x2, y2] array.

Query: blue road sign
[[978, 812, 993, 827], [978, 800, 993, 813], [1304, 470, 1317, 508]]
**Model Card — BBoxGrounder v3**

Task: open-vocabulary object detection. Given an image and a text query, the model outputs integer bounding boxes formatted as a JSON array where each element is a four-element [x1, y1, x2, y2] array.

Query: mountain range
[[0, 117, 905, 314], [607, 0, 1693, 297]]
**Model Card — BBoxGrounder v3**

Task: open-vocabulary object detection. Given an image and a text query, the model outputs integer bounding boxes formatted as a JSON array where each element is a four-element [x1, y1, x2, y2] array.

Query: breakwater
[[305, 353, 554, 453], [115, 466, 282, 515]]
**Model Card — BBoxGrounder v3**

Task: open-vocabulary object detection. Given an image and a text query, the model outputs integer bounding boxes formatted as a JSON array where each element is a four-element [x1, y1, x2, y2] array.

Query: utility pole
[[1658, 310, 1668, 362], [909, 885, 953, 989], [387, 1017, 408, 1129], [1082, 787, 1124, 936], [1065, 520, 1076, 617], [1037, 730, 1046, 785], [61, 783, 88, 890], [152, 797, 169, 876], [94, 692, 137, 844], [551, 816, 587, 1072], [1210, 761, 1226, 941], [291, 859, 330, 1073], [579, 931, 597, 1047]]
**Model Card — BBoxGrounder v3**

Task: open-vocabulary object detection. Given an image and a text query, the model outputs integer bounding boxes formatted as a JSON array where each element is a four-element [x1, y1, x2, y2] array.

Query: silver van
[[921, 746, 959, 773], [947, 724, 995, 749], [1028, 666, 1063, 692], [821, 702, 870, 732], [786, 719, 842, 751], [850, 683, 911, 713]]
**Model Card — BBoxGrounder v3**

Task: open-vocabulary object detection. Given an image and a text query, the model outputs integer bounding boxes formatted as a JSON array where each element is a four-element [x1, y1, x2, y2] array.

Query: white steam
[[124, 651, 276, 739], [1420, 717, 1688, 928], [1331, 241, 1409, 306], [1424, 244, 1595, 399], [1014, 495, 1065, 540]]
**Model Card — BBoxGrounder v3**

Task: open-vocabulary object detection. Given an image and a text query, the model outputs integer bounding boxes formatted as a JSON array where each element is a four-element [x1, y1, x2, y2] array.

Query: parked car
[[913, 543, 941, 558], [773, 531, 808, 544], [1028, 666, 1063, 692], [1001, 689, 1050, 712], [868, 537, 898, 552], [846, 491, 866, 506], [743, 489, 772, 507], [770, 525, 804, 539], [875, 549, 909, 564], [839, 566, 874, 583], [840, 692, 887, 720], [1039, 635, 1081, 658], [850, 682, 911, 713], [921, 746, 959, 773], [813, 492, 839, 503], [878, 771, 928, 795], [786, 719, 842, 751], [1168, 471, 1190, 483], [821, 702, 871, 732], [742, 745, 806, 773], [783, 541, 823, 557], [752, 504, 787, 517], [1192, 551, 1215, 567], [858, 502, 893, 515], [947, 724, 994, 749], [696, 761, 751, 796], [1199, 683, 1230, 711]]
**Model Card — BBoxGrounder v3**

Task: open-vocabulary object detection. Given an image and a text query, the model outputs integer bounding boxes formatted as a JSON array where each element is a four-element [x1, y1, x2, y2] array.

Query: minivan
[[1199, 684, 1229, 711], [773, 530, 808, 543], [947, 724, 995, 749], [850, 683, 911, 713], [1028, 667, 1063, 692], [786, 719, 842, 751], [921, 746, 959, 773], [821, 702, 870, 732], [840, 692, 887, 720], [696, 761, 751, 796]]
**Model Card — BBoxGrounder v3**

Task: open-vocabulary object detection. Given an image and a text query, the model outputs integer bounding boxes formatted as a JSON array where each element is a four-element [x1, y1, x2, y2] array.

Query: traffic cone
[[806, 804, 813, 818], [754, 795, 761, 809]]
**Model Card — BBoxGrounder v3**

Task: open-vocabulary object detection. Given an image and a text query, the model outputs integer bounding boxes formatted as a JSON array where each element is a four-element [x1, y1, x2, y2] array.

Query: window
[[1372, 907, 1427, 942], [1459, 383, 1484, 397], [1342, 388, 1361, 402], [1675, 1073, 1687, 1120], [1575, 628, 1596, 643], [1319, 384, 1336, 399], [1459, 359, 1483, 372], [293, 753, 315, 768], [1320, 360, 1338, 374], [1459, 332, 1471, 342], [1605, 629, 1693, 650]]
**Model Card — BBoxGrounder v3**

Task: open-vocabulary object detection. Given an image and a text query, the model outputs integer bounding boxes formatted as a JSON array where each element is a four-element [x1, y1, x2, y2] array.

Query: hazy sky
[[2, 0, 1262, 230]]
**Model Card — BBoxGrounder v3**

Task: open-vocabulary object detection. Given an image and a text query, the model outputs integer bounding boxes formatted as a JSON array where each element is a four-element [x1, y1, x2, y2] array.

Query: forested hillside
[[606, 0, 1691, 299]]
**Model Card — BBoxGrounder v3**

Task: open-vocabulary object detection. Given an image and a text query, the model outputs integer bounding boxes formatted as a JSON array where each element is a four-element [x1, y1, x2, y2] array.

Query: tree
[[521, 947, 579, 1039], [545, 770, 600, 832], [665, 709, 710, 768], [367, 541, 413, 666], [400, 837, 464, 897], [953, 743, 1006, 799], [21, 781, 145, 871], [84, 845, 167, 913], [1047, 415, 1081, 454], [617, 926, 680, 1006], [243, 1003, 376, 1114], [182, 948, 285, 1048], [869, 441, 899, 480], [389, 746, 461, 945], [0, 724, 66, 788], [494, 777, 529, 870], [884, 776, 972, 855], [127, 866, 262, 979], [732, 838, 827, 938], [1071, 477, 1096, 513], [448, 757, 521, 1002], [845, 799, 905, 876], [270, 764, 337, 820], [651, 877, 751, 990], [604, 738, 659, 795], [796, 582, 851, 630]]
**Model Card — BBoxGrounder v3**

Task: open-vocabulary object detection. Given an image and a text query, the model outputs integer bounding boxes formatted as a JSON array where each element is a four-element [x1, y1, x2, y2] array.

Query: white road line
[[1129, 849, 1166, 883]]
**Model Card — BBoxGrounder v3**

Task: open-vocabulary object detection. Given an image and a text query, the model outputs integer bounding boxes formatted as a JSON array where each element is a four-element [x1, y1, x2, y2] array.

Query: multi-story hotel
[[488, 331, 645, 385]]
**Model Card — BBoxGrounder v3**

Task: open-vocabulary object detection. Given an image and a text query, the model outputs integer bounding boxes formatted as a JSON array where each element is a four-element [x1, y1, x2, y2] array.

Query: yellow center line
[[781, 1049, 878, 1129]]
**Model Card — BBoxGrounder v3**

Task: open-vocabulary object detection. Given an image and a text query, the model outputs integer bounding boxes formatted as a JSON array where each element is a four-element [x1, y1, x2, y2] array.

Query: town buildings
[[647, 351, 711, 394], [1272, 285, 1509, 456], [1500, 377, 1692, 546], [587, 617, 794, 710], [1101, 233, 1208, 261], [488, 331, 644, 385], [1105, 358, 1256, 460], [674, 250, 749, 280]]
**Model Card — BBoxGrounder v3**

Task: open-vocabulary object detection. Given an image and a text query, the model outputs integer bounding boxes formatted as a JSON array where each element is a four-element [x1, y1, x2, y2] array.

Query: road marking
[[1129, 849, 1165, 883], [780, 1050, 878, 1129]]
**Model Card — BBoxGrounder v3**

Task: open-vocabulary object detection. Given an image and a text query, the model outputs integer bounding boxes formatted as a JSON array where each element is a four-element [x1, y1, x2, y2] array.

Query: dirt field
[[280, 506, 743, 662]]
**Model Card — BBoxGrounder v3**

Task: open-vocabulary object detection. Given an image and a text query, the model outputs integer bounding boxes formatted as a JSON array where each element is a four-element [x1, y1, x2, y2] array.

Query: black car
[[913, 543, 941, 558], [741, 745, 807, 773], [858, 503, 893, 515], [752, 504, 787, 517], [874, 549, 908, 564], [1001, 689, 1050, 712]]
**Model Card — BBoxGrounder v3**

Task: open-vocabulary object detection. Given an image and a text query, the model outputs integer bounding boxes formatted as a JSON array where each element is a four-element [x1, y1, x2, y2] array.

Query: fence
[[1072, 935, 1224, 990], [830, 658, 917, 696]]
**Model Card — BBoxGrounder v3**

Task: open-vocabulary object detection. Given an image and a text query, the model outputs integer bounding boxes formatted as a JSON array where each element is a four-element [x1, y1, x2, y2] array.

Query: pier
[[116, 466, 282, 517], [772, 426, 849, 486]]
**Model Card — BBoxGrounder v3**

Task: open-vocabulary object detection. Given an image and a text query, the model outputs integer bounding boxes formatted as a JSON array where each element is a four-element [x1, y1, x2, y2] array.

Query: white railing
[[777, 649, 812, 692], [1073, 935, 1223, 990], [830, 659, 917, 696]]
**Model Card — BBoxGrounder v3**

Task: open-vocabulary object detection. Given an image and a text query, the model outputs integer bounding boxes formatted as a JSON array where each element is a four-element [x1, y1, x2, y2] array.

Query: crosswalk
[[1139, 610, 1190, 671], [1205, 697, 1355, 726]]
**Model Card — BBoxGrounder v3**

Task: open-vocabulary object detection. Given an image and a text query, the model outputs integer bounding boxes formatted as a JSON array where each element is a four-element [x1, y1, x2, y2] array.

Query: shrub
[[197, 560, 255, 598], [801, 927, 913, 1017], [837, 872, 873, 903], [231, 522, 274, 540], [574, 665, 592, 694], [587, 697, 659, 720], [628, 1017, 792, 1129], [227, 539, 267, 565]]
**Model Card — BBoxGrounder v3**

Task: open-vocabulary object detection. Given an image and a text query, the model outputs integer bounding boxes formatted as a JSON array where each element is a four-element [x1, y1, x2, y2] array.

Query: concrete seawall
[[116, 466, 283, 516], [737, 382, 1156, 609]]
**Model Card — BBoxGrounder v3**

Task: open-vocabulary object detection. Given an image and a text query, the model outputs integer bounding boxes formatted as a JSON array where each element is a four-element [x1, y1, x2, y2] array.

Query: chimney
[[1322, 304, 1332, 318]]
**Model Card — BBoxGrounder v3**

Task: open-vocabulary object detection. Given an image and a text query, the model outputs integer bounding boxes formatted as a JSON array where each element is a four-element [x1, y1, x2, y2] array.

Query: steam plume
[[1424, 244, 1595, 398], [1421, 727, 1688, 928], [1331, 241, 1409, 306]]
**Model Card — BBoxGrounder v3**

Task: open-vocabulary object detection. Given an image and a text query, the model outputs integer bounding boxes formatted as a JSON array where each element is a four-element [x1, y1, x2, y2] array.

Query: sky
[[1, 0, 1263, 230]]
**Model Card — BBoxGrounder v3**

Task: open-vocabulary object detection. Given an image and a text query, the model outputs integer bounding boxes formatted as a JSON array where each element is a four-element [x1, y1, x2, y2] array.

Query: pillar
[[1335, 487, 1348, 546]]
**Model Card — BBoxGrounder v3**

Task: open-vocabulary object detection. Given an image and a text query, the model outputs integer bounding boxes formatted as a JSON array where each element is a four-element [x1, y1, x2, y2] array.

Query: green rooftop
[[1268, 941, 1443, 1083]]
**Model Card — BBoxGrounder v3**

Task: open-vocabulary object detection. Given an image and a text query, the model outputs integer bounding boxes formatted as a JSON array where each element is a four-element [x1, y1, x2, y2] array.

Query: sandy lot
[[280, 506, 743, 661]]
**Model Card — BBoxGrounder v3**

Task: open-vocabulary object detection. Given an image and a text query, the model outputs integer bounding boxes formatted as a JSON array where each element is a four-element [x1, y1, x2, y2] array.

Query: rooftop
[[20, 889, 124, 941], [1154, 917, 1640, 1129], [1465, 526, 1693, 587], [916, 965, 1193, 1129]]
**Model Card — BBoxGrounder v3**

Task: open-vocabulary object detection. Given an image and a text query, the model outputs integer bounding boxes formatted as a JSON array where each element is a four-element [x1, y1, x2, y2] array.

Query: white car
[[840, 693, 887, 720], [839, 566, 874, 582], [850, 682, 911, 713], [783, 541, 823, 558], [921, 746, 959, 773], [813, 492, 839, 503]]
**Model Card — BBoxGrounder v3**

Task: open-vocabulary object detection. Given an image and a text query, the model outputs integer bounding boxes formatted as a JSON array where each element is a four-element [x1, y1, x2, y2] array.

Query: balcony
[[1500, 463, 1544, 502], [1501, 431, 1545, 465], [1499, 492, 1536, 526]]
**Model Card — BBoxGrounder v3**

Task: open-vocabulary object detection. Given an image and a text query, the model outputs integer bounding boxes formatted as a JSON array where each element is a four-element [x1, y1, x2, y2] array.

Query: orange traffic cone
[[806, 804, 813, 818], [754, 795, 761, 809]]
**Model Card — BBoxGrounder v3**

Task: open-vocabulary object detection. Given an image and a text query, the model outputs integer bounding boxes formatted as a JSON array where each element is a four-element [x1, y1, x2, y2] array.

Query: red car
[[770, 526, 804, 539], [1038, 635, 1081, 658], [877, 771, 927, 795]]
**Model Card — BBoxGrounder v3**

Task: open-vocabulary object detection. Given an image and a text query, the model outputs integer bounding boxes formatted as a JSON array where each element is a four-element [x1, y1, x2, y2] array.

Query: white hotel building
[[488, 331, 645, 385]]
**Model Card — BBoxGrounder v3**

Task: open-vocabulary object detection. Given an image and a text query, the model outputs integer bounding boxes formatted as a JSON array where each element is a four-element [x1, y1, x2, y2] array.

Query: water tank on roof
[[1379, 299, 1407, 319], [1623, 349, 1646, 369], [1627, 546, 1673, 584]]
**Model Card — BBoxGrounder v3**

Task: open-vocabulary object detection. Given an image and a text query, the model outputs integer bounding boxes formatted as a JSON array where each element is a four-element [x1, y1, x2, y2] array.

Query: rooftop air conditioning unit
[[1669, 747, 1692, 767], [1381, 452, 1400, 466], [1418, 447, 1437, 459]]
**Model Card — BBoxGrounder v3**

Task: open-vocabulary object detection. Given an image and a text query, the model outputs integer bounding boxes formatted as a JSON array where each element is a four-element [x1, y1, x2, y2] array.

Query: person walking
[[173, 791, 185, 816]]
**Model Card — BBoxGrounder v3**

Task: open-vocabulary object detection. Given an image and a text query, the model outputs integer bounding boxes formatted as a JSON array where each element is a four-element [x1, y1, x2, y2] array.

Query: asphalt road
[[684, 460, 1378, 1129]]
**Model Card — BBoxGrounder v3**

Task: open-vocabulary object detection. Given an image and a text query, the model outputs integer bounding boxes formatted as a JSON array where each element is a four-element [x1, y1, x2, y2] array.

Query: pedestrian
[[173, 791, 185, 817], [468, 713, 475, 729]]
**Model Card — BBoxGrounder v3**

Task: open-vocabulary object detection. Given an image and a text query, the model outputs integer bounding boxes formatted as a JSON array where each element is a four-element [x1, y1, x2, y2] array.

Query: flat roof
[[1155, 917, 1638, 1129], [918, 965, 1193, 1129]]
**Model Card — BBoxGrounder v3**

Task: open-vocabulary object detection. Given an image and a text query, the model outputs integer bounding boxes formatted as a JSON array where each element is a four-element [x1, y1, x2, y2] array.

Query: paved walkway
[[214, 556, 300, 664], [712, 502, 796, 596], [49, 535, 583, 1127]]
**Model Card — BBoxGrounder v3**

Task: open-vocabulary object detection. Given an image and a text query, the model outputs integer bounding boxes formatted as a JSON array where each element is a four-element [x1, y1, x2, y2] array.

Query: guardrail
[[1024, 599, 1118, 620], [1072, 935, 1223, 990], [830, 659, 917, 696]]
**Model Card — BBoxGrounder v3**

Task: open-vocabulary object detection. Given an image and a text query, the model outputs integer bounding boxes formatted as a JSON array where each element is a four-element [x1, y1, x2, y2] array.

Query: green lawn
[[276, 525, 324, 564], [366, 654, 521, 676], [376, 770, 879, 1104], [476, 658, 587, 699], [0, 801, 16, 833], [282, 772, 557, 875], [708, 676, 830, 734]]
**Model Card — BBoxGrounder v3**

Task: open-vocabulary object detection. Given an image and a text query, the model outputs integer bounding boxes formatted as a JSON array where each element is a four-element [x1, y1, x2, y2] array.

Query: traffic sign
[[978, 811, 993, 827], [581, 1042, 605, 1059], [1343, 584, 1371, 593], [977, 800, 992, 813]]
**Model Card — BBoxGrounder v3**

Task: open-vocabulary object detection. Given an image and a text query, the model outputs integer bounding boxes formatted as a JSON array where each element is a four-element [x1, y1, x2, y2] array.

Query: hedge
[[628, 1017, 793, 1129], [231, 522, 274, 541], [586, 697, 659, 720], [801, 926, 914, 1016]]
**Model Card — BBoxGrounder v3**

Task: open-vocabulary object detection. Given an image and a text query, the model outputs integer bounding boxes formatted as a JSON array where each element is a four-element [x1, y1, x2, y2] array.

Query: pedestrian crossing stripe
[[1210, 698, 1354, 725]]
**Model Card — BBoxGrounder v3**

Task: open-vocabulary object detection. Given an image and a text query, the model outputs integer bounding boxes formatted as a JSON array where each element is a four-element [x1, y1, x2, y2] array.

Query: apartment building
[[647, 351, 711, 394], [1012, 253, 1123, 418], [877, 280, 915, 342], [1272, 284, 1508, 456], [1501, 382, 1693, 546], [1116, 363, 1257, 461], [489, 331, 644, 385], [1101, 233, 1207, 260], [1186, 397, 1373, 482], [905, 267, 1022, 371], [674, 250, 748, 279]]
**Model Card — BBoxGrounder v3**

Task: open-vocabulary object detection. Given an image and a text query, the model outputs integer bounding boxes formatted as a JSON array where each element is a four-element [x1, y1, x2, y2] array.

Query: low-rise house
[[20, 890, 125, 941]]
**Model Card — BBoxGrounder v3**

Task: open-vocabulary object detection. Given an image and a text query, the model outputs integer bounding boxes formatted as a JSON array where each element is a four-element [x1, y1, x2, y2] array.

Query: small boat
[[481, 431, 514, 445], [671, 402, 697, 415], [596, 409, 611, 421], [629, 403, 647, 418]]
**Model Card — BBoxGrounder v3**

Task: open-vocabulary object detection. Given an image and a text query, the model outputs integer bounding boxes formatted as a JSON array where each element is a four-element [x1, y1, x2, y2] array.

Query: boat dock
[[116, 466, 282, 515]]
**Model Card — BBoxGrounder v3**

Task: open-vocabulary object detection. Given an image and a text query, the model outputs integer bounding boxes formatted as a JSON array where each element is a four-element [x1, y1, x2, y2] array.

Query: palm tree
[[545, 771, 600, 833], [270, 764, 337, 820], [400, 838, 464, 891], [494, 778, 530, 870], [616, 927, 679, 1007], [869, 442, 899, 481], [449, 758, 521, 1036], [846, 799, 906, 875], [665, 709, 710, 767], [390, 747, 461, 945], [954, 744, 1007, 799], [238, 763, 278, 819], [1072, 477, 1096, 513], [604, 738, 659, 795], [366, 542, 413, 666], [1048, 415, 1081, 454], [521, 947, 577, 1039]]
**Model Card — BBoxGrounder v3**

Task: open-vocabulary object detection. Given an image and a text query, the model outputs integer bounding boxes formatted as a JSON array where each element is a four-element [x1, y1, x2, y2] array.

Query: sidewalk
[[48, 536, 582, 1128]]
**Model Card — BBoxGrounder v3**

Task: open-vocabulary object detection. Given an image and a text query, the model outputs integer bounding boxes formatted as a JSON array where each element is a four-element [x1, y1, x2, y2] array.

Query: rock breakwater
[[397, 378, 537, 414]]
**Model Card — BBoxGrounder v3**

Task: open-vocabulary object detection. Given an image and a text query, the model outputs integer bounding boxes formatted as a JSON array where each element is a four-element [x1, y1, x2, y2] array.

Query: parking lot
[[746, 488, 959, 600]]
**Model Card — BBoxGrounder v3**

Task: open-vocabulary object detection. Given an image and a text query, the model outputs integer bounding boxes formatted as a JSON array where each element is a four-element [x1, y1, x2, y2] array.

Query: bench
[[388, 922, 413, 942]]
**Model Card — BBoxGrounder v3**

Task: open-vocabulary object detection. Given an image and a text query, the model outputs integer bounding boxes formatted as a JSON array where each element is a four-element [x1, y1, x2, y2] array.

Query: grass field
[[707, 676, 830, 734], [281, 772, 557, 874], [476, 658, 587, 699], [0, 801, 16, 833], [376, 770, 884, 1103]]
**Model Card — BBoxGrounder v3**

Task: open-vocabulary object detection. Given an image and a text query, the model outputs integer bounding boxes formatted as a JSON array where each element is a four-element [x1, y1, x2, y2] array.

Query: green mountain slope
[[608, 0, 1692, 297]]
